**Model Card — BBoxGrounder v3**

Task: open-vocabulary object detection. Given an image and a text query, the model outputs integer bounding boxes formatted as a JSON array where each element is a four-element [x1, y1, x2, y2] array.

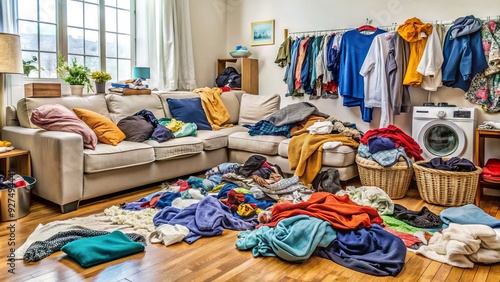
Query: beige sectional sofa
[[2, 90, 358, 213]]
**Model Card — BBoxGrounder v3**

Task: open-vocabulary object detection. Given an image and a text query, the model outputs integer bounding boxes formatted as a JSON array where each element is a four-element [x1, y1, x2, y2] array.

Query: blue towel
[[440, 204, 500, 229], [153, 196, 257, 244]]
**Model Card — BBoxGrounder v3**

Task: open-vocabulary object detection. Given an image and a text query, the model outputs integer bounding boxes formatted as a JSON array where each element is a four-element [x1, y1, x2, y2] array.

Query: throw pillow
[[238, 93, 280, 125], [29, 104, 98, 150], [166, 97, 212, 130], [117, 115, 154, 142], [73, 108, 126, 146]]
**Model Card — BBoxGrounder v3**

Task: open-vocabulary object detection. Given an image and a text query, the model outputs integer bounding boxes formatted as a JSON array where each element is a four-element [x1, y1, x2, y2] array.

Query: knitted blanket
[[416, 223, 500, 268]]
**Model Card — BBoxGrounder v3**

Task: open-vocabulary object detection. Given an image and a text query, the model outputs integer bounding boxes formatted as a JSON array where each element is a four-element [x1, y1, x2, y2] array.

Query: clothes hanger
[[358, 18, 377, 32]]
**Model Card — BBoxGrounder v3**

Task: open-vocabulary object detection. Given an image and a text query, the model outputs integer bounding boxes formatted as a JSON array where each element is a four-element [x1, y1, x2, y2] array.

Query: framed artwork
[[251, 20, 275, 46]]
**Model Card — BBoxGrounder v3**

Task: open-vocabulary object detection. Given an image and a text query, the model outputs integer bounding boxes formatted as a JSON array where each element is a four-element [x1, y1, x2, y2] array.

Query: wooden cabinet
[[0, 149, 31, 177], [474, 129, 500, 206], [217, 58, 259, 95]]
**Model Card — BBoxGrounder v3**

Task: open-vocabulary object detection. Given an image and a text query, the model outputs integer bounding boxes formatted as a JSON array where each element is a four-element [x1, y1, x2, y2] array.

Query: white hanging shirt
[[360, 32, 393, 128], [417, 24, 444, 91]]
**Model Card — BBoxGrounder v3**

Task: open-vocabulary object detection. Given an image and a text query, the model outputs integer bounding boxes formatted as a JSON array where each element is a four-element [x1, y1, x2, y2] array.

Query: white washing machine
[[412, 106, 477, 161]]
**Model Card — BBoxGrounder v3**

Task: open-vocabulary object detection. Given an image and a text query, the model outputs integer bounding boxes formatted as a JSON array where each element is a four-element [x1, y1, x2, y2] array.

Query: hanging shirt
[[294, 37, 310, 90], [285, 38, 302, 96], [274, 36, 292, 68], [397, 17, 433, 87], [360, 32, 394, 128], [385, 32, 411, 115], [339, 28, 386, 122], [417, 24, 445, 91]]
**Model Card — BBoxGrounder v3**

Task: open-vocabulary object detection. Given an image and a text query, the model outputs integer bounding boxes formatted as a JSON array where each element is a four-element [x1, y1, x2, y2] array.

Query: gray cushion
[[106, 94, 165, 124], [238, 94, 280, 125]]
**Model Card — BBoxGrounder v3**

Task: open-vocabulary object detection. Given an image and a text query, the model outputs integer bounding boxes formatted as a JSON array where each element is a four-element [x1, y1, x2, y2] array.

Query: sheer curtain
[[136, 0, 197, 91]]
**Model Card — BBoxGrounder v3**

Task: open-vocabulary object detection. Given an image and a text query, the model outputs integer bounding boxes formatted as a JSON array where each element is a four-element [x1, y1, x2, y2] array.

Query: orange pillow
[[73, 108, 125, 146]]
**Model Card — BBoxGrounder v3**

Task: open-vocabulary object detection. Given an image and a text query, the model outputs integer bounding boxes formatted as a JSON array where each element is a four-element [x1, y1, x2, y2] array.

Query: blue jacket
[[442, 28, 488, 92]]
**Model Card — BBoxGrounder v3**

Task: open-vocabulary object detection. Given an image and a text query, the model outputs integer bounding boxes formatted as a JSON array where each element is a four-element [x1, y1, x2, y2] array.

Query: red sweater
[[360, 125, 423, 161]]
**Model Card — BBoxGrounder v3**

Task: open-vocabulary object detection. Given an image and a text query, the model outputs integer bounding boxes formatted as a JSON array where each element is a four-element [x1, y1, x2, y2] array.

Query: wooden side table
[[474, 129, 500, 206], [0, 149, 31, 177]]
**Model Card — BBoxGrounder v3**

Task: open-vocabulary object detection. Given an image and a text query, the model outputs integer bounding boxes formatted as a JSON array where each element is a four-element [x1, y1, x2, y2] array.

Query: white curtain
[[136, 0, 197, 91]]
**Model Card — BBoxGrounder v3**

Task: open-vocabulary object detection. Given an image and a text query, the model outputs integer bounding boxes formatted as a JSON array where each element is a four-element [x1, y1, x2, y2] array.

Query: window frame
[[20, 0, 136, 83]]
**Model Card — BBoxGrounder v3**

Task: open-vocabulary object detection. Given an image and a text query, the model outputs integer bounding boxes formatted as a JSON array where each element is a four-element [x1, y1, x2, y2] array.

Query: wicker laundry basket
[[355, 154, 413, 199], [413, 160, 482, 206]]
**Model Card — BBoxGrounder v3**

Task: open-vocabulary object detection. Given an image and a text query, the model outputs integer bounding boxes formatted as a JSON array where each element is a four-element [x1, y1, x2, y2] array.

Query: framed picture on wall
[[251, 20, 275, 46]]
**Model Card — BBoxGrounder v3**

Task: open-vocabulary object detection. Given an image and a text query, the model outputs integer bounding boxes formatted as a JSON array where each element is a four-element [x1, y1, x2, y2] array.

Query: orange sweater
[[398, 18, 433, 87]]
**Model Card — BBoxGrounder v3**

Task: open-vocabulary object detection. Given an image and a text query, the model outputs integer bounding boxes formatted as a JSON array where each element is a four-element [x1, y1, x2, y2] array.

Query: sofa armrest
[[2, 126, 84, 208]]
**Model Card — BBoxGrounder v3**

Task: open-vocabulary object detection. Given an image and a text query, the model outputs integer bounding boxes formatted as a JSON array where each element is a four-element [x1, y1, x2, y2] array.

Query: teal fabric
[[236, 215, 336, 262], [158, 118, 197, 137], [61, 230, 145, 268]]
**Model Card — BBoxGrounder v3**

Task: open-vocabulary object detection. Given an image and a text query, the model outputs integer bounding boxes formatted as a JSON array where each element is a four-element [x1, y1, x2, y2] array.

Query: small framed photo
[[251, 20, 275, 46]]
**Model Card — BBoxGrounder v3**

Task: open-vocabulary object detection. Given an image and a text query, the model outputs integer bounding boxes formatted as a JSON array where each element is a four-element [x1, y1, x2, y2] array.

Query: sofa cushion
[[144, 137, 203, 161], [228, 131, 287, 155], [29, 104, 98, 150], [117, 116, 154, 142], [278, 138, 357, 167], [238, 94, 280, 126], [195, 125, 247, 151], [220, 91, 243, 124], [167, 97, 212, 130], [73, 108, 126, 146], [105, 94, 165, 124], [84, 141, 155, 173], [17, 94, 110, 129]]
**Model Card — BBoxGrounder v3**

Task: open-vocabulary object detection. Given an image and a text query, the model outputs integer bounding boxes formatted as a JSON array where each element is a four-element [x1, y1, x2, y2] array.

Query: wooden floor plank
[[1, 179, 500, 282]]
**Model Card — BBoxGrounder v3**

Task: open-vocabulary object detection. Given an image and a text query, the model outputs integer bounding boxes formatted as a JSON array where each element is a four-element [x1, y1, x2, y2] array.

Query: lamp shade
[[0, 33, 23, 74], [133, 67, 150, 79]]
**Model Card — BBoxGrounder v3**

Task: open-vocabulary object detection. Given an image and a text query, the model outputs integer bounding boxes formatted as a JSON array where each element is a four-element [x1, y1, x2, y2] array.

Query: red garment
[[383, 226, 422, 248], [259, 192, 383, 230], [360, 125, 423, 161], [220, 189, 246, 212]]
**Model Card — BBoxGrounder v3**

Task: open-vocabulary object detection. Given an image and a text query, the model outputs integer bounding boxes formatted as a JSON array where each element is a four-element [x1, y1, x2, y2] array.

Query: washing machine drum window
[[424, 124, 459, 156]]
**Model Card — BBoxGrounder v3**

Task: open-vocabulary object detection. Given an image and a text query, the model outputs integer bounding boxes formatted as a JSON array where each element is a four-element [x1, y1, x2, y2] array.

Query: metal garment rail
[[284, 15, 500, 39]]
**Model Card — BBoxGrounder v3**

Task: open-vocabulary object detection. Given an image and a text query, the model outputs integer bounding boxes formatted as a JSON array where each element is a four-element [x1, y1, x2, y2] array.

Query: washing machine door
[[417, 119, 465, 159]]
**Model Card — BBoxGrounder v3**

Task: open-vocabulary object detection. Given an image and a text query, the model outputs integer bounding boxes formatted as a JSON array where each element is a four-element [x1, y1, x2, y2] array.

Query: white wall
[[223, 0, 500, 135]]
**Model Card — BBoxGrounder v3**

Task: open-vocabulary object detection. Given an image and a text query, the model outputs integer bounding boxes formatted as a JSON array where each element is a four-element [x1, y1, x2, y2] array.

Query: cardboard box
[[24, 83, 62, 97]]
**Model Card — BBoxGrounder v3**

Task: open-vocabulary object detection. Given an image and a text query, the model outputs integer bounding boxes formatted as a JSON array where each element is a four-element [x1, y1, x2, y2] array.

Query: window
[[17, 0, 134, 81]]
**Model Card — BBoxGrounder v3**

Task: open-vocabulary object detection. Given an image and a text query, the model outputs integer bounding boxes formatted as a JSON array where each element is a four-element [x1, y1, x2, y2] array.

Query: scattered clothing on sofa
[[336, 186, 394, 216], [260, 192, 383, 230], [439, 204, 500, 229], [360, 125, 423, 161], [133, 109, 174, 142], [158, 118, 197, 138], [61, 230, 145, 268], [24, 229, 145, 262], [193, 87, 233, 130], [244, 120, 296, 138], [290, 115, 329, 136], [153, 195, 257, 244], [315, 224, 406, 277], [416, 223, 500, 268], [326, 116, 362, 141], [265, 102, 329, 126], [311, 168, 342, 194], [236, 215, 337, 262], [15, 213, 143, 259], [288, 133, 359, 185], [391, 204, 443, 228]]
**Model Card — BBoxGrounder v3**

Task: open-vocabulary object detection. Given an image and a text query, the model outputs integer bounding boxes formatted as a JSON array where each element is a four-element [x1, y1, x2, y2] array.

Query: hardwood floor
[[1, 178, 500, 282]]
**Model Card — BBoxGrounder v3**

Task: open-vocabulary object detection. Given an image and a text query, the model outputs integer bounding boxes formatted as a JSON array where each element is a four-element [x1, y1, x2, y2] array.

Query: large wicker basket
[[355, 154, 413, 199], [413, 160, 482, 206]]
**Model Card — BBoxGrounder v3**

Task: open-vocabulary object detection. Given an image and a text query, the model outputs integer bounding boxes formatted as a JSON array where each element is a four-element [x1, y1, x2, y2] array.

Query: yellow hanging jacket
[[398, 18, 433, 87]]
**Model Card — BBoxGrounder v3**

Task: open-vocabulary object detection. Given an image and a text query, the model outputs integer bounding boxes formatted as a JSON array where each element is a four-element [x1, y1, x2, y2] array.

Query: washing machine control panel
[[453, 111, 472, 118], [436, 110, 446, 118]]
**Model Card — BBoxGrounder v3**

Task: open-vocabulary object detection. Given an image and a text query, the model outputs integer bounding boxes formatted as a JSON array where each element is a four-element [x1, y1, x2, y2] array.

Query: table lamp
[[133, 67, 150, 80], [0, 33, 23, 74]]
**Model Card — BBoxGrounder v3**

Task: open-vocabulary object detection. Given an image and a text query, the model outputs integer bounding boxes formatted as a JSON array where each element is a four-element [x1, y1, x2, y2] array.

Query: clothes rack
[[283, 15, 500, 40]]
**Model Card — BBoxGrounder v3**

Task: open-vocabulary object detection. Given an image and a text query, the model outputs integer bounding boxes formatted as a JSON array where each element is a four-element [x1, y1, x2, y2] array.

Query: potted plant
[[56, 53, 93, 95], [91, 70, 112, 93], [22, 56, 43, 76]]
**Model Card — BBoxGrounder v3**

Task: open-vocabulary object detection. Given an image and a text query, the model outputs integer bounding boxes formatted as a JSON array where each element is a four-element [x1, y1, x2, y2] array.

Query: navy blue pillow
[[166, 97, 212, 130]]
